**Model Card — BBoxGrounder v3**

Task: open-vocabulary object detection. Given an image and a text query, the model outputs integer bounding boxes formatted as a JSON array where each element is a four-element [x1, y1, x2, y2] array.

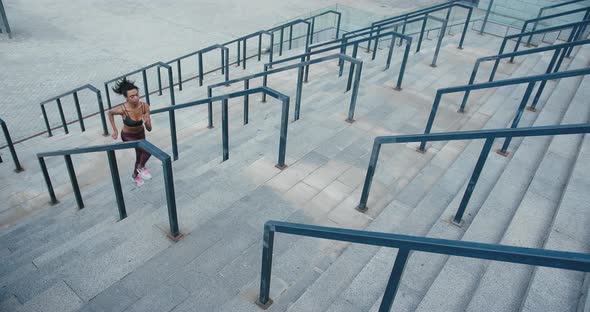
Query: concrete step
[[413, 44, 590, 312]]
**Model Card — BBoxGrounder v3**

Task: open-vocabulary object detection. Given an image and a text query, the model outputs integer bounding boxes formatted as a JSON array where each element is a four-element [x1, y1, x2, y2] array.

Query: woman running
[[107, 78, 152, 186]]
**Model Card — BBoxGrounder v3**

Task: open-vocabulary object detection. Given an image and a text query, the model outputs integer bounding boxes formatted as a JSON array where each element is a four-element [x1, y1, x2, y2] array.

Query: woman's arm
[[108, 106, 123, 139], [143, 103, 152, 132]]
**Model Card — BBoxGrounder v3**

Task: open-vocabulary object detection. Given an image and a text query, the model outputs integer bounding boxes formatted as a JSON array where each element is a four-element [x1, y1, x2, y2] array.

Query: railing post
[[452, 137, 494, 225], [225, 48, 230, 82], [372, 29, 381, 61], [220, 48, 225, 76], [378, 249, 410, 312], [529, 48, 561, 111], [490, 39, 507, 82], [417, 15, 428, 52], [207, 87, 214, 128], [0, 0, 12, 39], [256, 223, 275, 309], [395, 39, 411, 91], [104, 83, 113, 109], [237, 40, 241, 66], [64, 155, 84, 209], [431, 18, 447, 67], [258, 33, 263, 61], [347, 62, 363, 123], [56, 98, 69, 134], [279, 27, 284, 56], [399, 17, 408, 46], [97, 90, 109, 136], [269, 33, 275, 64], [142, 69, 151, 105], [367, 25, 375, 52], [335, 12, 342, 39], [499, 82, 536, 155], [222, 98, 229, 161], [458, 8, 472, 49], [106, 150, 127, 219], [385, 34, 395, 70], [243, 39, 247, 70], [480, 0, 495, 35], [294, 65, 304, 121], [510, 34, 524, 63], [261, 68, 268, 103], [338, 39, 348, 77], [289, 24, 293, 50], [419, 92, 443, 152], [1, 121, 24, 172], [347, 44, 359, 92], [39, 157, 58, 205], [357, 142, 381, 212], [244, 80, 250, 125], [310, 17, 316, 45], [41, 104, 53, 137], [460, 61, 480, 113], [177, 60, 183, 91], [304, 23, 311, 81], [527, 10, 543, 46], [73, 92, 85, 132], [157, 68, 163, 95], [198, 52, 204, 86], [162, 156, 181, 239], [276, 96, 290, 169]]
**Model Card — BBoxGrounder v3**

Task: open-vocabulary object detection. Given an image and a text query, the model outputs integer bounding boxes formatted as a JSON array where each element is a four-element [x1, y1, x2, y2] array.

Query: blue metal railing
[[528, 0, 590, 45], [0, 0, 11, 38], [39, 84, 108, 137], [300, 31, 411, 90], [224, 31, 274, 70], [37, 140, 181, 239], [150, 87, 291, 168], [0, 117, 24, 172], [463, 38, 590, 113], [421, 67, 590, 156], [256, 220, 590, 311], [303, 10, 341, 44], [166, 44, 229, 90], [500, 19, 590, 65], [103, 62, 176, 110], [355, 1, 473, 52], [357, 124, 590, 225], [523, 6, 590, 47], [208, 53, 363, 126], [268, 19, 312, 57]]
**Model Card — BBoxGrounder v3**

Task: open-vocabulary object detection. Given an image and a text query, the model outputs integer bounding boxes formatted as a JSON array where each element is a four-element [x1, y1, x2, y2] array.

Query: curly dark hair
[[111, 78, 139, 97]]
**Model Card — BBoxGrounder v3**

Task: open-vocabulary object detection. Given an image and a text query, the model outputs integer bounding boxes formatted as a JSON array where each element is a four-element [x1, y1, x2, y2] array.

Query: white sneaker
[[131, 175, 144, 186], [137, 168, 152, 180]]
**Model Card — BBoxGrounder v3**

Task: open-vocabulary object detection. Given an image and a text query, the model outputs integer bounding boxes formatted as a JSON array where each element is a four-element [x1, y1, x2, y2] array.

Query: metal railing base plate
[[255, 298, 273, 310], [496, 149, 510, 157]]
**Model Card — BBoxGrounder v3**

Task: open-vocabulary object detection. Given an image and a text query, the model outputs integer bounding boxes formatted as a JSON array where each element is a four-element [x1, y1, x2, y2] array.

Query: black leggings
[[121, 128, 151, 175]]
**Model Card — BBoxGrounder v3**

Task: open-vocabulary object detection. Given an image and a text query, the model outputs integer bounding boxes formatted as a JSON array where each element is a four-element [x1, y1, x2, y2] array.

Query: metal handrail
[[463, 38, 590, 113], [421, 67, 590, 155], [518, 6, 590, 52], [208, 53, 363, 126], [0, 0, 11, 39], [267, 19, 312, 57], [357, 124, 590, 226], [499, 19, 590, 64], [103, 62, 175, 110], [292, 31, 411, 90], [223, 30, 275, 70], [256, 219, 590, 311], [302, 10, 342, 44], [529, 0, 590, 45], [343, 2, 472, 52], [150, 87, 291, 168], [39, 84, 108, 137], [0, 117, 24, 172], [37, 139, 181, 239], [166, 44, 229, 89]]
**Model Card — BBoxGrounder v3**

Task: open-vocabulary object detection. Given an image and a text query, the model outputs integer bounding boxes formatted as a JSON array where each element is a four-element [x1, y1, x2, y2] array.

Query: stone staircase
[[1, 16, 589, 312]]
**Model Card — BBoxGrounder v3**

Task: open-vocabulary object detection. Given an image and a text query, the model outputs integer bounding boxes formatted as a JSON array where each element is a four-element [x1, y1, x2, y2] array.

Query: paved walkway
[[0, 0, 442, 146]]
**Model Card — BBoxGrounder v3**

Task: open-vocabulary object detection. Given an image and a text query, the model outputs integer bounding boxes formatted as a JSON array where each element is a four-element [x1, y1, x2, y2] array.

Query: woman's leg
[[121, 131, 142, 178]]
